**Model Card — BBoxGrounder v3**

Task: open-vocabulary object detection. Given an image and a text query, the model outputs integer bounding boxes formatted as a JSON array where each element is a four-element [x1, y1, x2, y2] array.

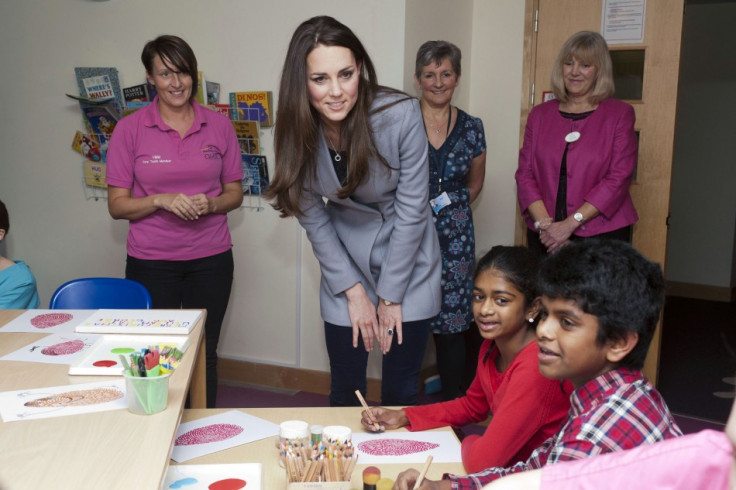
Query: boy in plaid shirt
[[394, 240, 682, 490]]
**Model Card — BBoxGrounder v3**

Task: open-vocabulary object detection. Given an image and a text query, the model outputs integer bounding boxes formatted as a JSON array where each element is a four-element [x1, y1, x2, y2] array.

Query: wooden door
[[517, 0, 685, 382]]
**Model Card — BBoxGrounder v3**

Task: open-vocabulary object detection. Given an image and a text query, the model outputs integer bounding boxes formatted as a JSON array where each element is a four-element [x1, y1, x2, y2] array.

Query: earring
[[528, 317, 535, 323]]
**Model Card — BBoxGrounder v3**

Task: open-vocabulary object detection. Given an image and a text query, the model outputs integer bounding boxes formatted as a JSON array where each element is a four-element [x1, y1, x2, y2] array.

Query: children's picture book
[[0, 310, 96, 334], [122, 83, 150, 105], [74, 67, 124, 118], [351, 431, 461, 465], [68, 334, 190, 376], [164, 463, 262, 490], [195, 71, 207, 105], [171, 410, 280, 462], [241, 154, 269, 195], [0, 379, 127, 422], [80, 104, 118, 147], [207, 103, 231, 117], [229, 91, 274, 127], [71, 130, 104, 162], [232, 120, 260, 154], [83, 161, 107, 188], [205, 80, 220, 105], [74, 309, 202, 335], [0, 333, 100, 365], [145, 80, 157, 100]]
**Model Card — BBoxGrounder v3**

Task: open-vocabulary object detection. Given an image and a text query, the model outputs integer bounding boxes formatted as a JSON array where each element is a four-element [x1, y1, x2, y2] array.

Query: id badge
[[430, 191, 451, 214]]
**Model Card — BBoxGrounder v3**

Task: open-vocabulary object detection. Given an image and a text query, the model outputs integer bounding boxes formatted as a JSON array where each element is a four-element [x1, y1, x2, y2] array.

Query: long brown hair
[[265, 15, 407, 217]]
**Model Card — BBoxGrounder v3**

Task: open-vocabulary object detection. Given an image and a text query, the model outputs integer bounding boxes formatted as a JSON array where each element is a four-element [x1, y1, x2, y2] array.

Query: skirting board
[[218, 357, 437, 403], [666, 281, 735, 302]]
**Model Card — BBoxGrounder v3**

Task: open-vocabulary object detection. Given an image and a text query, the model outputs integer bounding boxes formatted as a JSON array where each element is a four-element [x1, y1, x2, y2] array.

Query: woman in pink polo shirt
[[106, 35, 243, 408], [515, 31, 638, 256]]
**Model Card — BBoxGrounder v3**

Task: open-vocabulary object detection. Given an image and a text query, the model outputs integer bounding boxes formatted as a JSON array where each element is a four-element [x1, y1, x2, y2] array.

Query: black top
[[555, 110, 594, 220]]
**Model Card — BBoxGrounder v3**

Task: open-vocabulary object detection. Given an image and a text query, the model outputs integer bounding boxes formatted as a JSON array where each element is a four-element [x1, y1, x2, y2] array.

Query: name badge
[[430, 191, 451, 214]]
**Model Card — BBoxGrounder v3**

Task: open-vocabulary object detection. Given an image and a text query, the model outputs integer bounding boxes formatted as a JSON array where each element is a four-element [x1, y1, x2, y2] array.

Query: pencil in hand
[[413, 455, 433, 490], [354, 389, 381, 431]]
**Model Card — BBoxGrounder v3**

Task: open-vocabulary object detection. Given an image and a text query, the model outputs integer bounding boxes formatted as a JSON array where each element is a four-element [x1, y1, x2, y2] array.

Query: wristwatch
[[573, 212, 584, 223], [381, 298, 393, 306]]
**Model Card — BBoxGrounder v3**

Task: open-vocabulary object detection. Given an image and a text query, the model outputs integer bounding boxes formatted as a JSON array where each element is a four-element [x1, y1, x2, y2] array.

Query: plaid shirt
[[446, 368, 683, 489]]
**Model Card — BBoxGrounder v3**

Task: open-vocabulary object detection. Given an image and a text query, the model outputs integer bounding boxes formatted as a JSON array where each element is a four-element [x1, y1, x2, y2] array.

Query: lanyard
[[424, 108, 453, 192]]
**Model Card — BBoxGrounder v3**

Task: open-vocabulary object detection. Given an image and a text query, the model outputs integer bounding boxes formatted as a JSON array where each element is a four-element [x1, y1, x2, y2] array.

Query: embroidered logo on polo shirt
[[201, 145, 222, 160], [141, 154, 172, 164]]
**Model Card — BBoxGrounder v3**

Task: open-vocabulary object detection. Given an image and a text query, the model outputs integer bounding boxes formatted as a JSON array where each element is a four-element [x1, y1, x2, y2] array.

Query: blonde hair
[[550, 31, 614, 104]]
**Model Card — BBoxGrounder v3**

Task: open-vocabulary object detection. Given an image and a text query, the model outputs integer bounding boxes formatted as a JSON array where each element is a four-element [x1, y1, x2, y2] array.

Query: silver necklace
[[326, 133, 342, 162]]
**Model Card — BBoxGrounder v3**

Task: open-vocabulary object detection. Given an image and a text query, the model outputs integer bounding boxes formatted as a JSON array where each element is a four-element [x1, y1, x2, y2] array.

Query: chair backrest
[[49, 277, 152, 309]]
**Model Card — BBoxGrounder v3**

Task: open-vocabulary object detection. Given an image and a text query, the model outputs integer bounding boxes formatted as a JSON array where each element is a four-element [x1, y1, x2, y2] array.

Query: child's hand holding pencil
[[355, 390, 410, 432]]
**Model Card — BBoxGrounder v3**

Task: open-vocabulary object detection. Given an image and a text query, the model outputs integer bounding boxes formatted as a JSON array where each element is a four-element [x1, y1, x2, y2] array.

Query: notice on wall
[[602, 0, 646, 44]]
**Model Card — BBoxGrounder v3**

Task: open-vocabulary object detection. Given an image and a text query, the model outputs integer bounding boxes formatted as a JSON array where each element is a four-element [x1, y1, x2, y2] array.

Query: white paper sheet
[[602, 0, 646, 44], [0, 310, 96, 333], [75, 309, 202, 335], [351, 430, 461, 465], [67, 334, 189, 376], [170, 410, 280, 463], [0, 379, 126, 422], [0, 333, 100, 365], [163, 463, 262, 490]]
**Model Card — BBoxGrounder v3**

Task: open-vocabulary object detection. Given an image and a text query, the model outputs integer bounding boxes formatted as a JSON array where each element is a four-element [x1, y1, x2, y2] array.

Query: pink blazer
[[515, 98, 639, 237]]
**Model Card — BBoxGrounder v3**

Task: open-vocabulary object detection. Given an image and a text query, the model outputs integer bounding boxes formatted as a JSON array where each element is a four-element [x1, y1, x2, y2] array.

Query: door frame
[[516, 0, 685, 383]]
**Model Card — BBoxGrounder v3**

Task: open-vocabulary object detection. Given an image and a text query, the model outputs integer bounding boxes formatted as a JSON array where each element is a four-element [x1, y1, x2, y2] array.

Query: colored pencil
[[354, 389, 380, 431], [413, 455, 433, 490]]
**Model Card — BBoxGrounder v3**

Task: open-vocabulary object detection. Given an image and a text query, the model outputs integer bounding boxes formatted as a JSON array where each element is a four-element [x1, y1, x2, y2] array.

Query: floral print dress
[[427, 108, 486, 334]]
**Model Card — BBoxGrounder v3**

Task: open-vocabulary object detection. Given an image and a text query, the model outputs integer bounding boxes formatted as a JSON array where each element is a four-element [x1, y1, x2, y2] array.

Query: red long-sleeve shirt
[[404, 340, 572, 472]]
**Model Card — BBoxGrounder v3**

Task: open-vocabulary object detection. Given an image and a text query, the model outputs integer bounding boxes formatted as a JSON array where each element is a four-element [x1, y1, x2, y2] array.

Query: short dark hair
[[141, 35, 199, 99], [476, 245, 541, 329], [414, 40, 462, 79], [0, 199, 8, 234], [538, 240, 664, 369]]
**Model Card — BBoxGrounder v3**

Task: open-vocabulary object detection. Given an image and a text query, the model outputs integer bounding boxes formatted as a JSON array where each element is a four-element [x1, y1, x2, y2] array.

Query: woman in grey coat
[[266, 15, 441, 406]]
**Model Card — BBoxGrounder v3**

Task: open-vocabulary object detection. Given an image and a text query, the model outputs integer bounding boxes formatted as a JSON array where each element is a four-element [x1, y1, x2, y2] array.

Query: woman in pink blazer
[[515, 31, 638, 256]]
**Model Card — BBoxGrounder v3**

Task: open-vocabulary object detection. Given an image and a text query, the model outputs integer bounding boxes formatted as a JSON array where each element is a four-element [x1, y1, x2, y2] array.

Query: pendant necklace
[[425, 108, 452, 136], [326, 133, 342, 162]]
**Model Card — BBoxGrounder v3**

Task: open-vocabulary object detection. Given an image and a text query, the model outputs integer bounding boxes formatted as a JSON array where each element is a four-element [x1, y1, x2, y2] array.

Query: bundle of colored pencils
[[280, 439, 358, 483], [122, 345, 184, 378]]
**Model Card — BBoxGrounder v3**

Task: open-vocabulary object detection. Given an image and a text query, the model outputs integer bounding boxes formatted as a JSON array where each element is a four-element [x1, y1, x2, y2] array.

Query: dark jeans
[[324, 319, 431, 406], [527, 225, 632, 259], [126, 249, 234, 408], [433, 331, 466, 401]]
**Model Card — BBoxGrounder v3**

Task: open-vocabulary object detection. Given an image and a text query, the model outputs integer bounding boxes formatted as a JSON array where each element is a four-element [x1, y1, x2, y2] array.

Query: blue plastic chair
[[49, 277, 152, 309]]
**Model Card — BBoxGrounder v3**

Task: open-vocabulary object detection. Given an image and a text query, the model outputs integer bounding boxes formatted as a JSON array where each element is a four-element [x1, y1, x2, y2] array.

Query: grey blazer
[[296, 92, 441, 326]]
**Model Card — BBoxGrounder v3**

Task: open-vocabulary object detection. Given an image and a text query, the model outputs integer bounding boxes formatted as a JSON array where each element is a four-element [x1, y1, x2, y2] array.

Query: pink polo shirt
[[106, 98, 243, 261], [541, 430, 731, 489]]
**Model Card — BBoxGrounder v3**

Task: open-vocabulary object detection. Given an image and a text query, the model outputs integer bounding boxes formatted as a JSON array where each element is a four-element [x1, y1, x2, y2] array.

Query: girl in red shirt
[[360, 245, 573, 472]]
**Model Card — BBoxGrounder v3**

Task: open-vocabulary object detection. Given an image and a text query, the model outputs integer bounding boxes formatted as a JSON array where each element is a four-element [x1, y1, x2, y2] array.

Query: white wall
[[0, 0, 525, 375], [666, 1, 736, 289]]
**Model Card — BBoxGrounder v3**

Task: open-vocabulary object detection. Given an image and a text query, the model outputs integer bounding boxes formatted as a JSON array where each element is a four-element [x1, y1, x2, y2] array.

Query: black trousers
[[126, 249, 234, 408]]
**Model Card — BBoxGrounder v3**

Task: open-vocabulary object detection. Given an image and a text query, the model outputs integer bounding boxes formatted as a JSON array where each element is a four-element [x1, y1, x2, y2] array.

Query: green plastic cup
[[123, 371, 171, 415]]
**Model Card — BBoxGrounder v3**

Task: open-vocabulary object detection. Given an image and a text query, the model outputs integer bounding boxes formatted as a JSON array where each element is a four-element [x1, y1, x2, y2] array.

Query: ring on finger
[[387, 328, 394, 336]]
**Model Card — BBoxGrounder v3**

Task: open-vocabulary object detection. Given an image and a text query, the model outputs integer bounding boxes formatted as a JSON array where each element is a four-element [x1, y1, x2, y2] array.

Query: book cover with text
[[229, 91, 273, 127], [74, 67, 124, 118], [241, 154, 269, 195], [231, 120, 260, 155]]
